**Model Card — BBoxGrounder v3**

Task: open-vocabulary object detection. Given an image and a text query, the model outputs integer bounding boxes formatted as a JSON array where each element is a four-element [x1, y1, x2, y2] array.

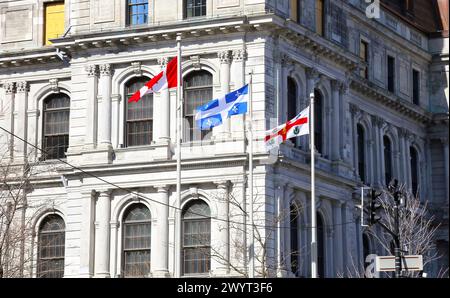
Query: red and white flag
[[128, 57, 178, 103], [265, 106, 310, 151]]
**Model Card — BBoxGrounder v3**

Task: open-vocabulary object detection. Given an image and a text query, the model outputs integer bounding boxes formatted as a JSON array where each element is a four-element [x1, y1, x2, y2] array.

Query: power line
[[0, 125, 359, 230]]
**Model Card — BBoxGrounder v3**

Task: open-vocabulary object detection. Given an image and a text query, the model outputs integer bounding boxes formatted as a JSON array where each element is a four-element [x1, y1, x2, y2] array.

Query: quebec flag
[[195, 84, 249, 130]]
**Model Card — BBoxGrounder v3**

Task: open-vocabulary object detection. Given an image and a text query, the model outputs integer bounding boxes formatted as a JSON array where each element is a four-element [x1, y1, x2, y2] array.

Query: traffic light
[[369, 189, 382, 225]]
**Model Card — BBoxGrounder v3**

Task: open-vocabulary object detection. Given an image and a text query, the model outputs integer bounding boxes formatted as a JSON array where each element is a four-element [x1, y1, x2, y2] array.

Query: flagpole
[[175, 35, 182, 278], [248, 71, 255, 278], [310, 91, 318, 278]]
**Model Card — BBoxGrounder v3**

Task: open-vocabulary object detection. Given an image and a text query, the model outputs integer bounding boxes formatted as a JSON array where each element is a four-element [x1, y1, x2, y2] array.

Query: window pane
[[183, 71, 213, 142], [43, 94, 70, 160], [122, 204, 152, 278], [38, 215, 65, 278], [182, 200, 211, 275], [125, 78, 153, 146]]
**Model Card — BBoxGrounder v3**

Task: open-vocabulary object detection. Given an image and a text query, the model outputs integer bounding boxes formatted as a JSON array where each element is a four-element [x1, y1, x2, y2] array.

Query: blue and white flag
[[195, 84, 249, 130]]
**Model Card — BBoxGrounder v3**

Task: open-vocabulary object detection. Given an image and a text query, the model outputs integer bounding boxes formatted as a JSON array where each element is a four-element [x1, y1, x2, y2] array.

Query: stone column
[[111, 94, 121, 148], [152, 185, 170, 277], [330, 80, 341, 161], [405, 135, 413, 189], [442, 138, 449, 204], [305, 68, 319, 151], [79, 190, 96, 277], [211, 180, 230, 275], [231, 49, 246, 139], [340, 81, 352, 164], [343, 203, 358, 272], [2, 82, 15, 158], [283, 184, 294, 276], [398, 128, 408, 185], [94, 190, 112, 278], [371, 115, 383, 187], [332, 201, 344, 276], [84, 65, 98, 149], [349, 104, 359, 174], [98, 64, 113, 149], [216, 51, 232, 139], [274, 181, 288, 277], [14, 81, 28, 161], [155, 57, 171, 144]]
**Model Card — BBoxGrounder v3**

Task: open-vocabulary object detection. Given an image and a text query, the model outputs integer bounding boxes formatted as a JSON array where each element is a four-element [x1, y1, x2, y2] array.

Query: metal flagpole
[[175, 35, 182, 278], [310, 91, 318, 278], [248, 72, 255, 278]]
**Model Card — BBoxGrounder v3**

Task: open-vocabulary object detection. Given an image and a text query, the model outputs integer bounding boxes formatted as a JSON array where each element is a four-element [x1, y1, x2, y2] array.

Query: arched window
[[184, 0, 207, 19], [290, 203, 300, 276], [126, 0, 148, 26], [182, 200, 211, 275], [37, 214, 65, 278], [357, 124, 366, 183], [287, 77, 298, 147], [317, 212, 325, 278], [43, 93, 70, 160], [410, 146, 419, 195], [122, 203, 152, 277], [184, 70, 213, 142], [383, 136, 393, 186], [125, 77, 153, 147], [314, 89, 323, 154]]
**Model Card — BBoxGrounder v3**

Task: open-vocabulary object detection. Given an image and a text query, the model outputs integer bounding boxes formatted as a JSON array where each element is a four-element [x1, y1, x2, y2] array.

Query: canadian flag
[[128, 57, 178, 103], [265, 106, 310, 151]]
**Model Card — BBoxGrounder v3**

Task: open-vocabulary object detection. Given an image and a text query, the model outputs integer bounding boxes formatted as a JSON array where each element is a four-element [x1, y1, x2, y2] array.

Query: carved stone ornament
[[49, 78, 59, 92], [16, 81, 28, 93], [99, 64, 112, 77], [305, 67, 319, 81], [85, 65, 98, 77], [131, 62, 142, 76], [4, 82, 15, 94], [157, 57, 168, 69], [349, 103, 360, 116], [232, 49, 247, 62], [190, 55, 201, 70], [218, 51, 232, 64]]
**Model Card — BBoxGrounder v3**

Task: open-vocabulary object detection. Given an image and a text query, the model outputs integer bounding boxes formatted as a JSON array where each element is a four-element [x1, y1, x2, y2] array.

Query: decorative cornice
[[85, 64, 98, 77], [218, 50, 232, 64], [350, 76, 431, 124], [99, 64, 112, 77]]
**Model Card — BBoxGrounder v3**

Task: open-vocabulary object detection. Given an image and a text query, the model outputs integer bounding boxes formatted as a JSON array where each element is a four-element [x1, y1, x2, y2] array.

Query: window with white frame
[[124, 77, 153, 147], [182, 200, 211, 275], [183, 70, 213, 142], [127, 0, 148, 26], [184, 0, 207, 19], [122, 203, 152, 277], [37, 214, 65, 278], [42, 93, 70, 160]]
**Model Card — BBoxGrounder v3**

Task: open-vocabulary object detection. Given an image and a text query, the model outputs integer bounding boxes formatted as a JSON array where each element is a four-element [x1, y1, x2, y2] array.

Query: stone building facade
[[0, 0, 448, 278]]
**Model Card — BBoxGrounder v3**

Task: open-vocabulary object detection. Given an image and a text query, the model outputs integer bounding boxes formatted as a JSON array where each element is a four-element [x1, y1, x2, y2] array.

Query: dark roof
[[380, 0, 449, 37]]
